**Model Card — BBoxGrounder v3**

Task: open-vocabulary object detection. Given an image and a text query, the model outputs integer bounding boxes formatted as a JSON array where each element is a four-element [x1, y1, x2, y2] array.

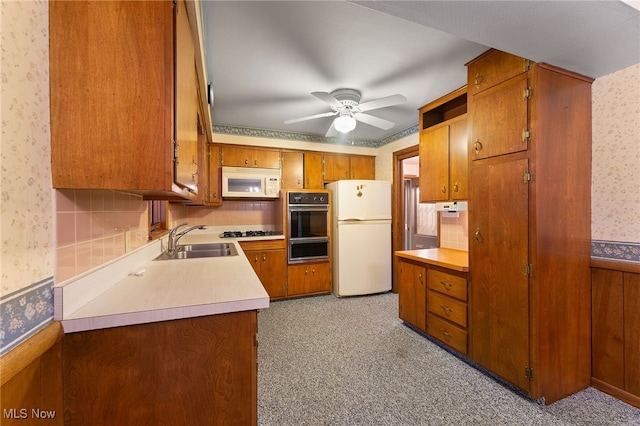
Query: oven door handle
[[288, 205, 329, 212], [289, 237, 329, 243]]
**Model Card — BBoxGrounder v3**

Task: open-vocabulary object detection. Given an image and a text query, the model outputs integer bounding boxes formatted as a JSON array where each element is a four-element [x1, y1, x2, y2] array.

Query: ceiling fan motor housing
[[331, 88, 361, 108]]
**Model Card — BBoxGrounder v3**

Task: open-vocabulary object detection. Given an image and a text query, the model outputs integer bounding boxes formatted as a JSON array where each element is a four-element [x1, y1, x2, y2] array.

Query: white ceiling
[[202, 1, 640, 145]]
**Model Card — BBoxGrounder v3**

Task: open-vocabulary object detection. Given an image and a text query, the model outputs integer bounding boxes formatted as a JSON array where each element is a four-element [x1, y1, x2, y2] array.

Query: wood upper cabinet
[[287, 262, 331, 297], [207, 144, 222, 206], [281, 151, 304, 189], [221, 146, 280, 169], [397, 258, 427, 333], [592, 267, 640, 406], [418, 87, 468, 202], [50, 0, 201, 200], [323, 154, 350, 182], [240, 240, 288, 300], [350, 156, 376, 180], [467, 49, 593, 404], [304, 152, 324, 189]]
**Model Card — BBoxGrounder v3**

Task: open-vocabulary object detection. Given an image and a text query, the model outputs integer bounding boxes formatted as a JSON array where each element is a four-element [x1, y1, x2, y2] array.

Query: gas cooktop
[[219, 230, 283, 238]]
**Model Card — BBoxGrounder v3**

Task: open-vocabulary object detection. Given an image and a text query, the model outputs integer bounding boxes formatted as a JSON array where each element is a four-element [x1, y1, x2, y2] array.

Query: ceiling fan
[[284, 89, 407, 137]]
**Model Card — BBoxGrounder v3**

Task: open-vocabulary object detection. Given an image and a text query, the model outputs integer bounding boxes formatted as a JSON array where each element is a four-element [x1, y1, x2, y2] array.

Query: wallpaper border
[[213, 124, 418, 148], [591, 240, 640, 263], [0, 277, 54, 356]]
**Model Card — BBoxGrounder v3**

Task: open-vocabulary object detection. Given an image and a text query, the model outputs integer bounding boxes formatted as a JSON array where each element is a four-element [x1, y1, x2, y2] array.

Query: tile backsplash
[[440, 211, 469, 251], [168, 200, 278, 229], [55, 190, 149, 282]]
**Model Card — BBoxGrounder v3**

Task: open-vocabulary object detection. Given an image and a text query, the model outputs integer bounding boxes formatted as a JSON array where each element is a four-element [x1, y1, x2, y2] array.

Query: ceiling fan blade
[[354, 112, 395, 130], [311, 91, 344, 109], [284, 110, 337, 124], [325, 120, 339, 137], [357, 94, 407, 112]]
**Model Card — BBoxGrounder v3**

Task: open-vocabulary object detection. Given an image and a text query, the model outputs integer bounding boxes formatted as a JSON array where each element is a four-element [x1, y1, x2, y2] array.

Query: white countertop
[[54, 229, 276, 333]]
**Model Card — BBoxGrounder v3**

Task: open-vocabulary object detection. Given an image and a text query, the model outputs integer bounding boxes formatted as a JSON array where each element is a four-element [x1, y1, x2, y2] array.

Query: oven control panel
[[288, 192, 328, 205]]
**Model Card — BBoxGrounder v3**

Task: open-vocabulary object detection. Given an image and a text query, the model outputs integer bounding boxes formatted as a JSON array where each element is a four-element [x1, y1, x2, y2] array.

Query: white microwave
[[222, 166, 281, 199]]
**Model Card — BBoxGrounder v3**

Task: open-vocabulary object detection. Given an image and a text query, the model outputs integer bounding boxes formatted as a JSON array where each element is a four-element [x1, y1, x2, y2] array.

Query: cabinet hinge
[[173, 140, 179, 163], [523, 87, 532, 100], [522, 128, 531, 143], [523, 171, 532, 183], [523, 59, 532, 72], [172, 0, 177, 7], [523, 263, 533, 277], [525, 366, 534, 380]]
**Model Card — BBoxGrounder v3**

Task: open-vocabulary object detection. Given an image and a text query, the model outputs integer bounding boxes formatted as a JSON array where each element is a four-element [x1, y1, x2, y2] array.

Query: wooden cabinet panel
[[175, 0, 198, 192], [350, 156, 376, 180], [323, 154, 350, 182], [592, 268, 625, 388], [288, 262, 331, 296], [427, 313, 468, 355], [207, 144, 222, 205], [449, 117, 468, 200], [281, 151, 304, 189], [470, 74, 529, 160], [625, 272, 640, 396], [419, 125, 450, 202], [469, 157, 530, 392], [397, 259, 427, 333], [427, 269, 467, 301], [427, 290, 467, 328], [240, 241, 287, 300], [63, 312, 258, 425], [304, 152, 324, 189], [221, 146, 280, 169], [467, 49, 529, 95], [50, 1, 194, 199]]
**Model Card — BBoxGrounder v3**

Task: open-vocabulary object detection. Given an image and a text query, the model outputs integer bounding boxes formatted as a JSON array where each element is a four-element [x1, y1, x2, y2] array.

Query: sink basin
[[154, 243, 238, 261]]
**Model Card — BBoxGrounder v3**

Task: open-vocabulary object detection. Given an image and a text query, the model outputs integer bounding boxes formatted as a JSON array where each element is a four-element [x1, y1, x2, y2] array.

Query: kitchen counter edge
[[395, 248, 469, 272]]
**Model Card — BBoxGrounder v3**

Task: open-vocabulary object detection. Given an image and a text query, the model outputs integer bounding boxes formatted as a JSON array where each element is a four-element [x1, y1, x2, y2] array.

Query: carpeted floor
[[257, 292, 640, 425]]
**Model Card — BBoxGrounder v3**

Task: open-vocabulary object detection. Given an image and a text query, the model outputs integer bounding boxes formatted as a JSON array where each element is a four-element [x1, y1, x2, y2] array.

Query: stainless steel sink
[[154, 243, 238, 261]]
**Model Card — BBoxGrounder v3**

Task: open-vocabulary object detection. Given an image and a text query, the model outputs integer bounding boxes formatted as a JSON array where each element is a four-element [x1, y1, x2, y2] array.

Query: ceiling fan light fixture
[[334, 113, 356, 133]]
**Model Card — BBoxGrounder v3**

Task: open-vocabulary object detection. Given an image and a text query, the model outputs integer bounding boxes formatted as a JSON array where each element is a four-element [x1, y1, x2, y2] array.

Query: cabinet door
[[350, 156, 375, 180], [304, 152, 324, 189], [397, 260, 426, 332], [174, 0, 198, 192], [281, 151, 304, 189], [207, 144, 222, 205], [471, 74, 529, 160], [419, 125, 450, 202], [323, 154, 350, 182], [252, 149, 280, 169], [449, 117, 468, 200], [287, 263, 331, 296], [468, 49, 529, 95], [469, 158, 530, 392], [624, 272, 640, 396], [260, 250, 288, 299], [221, 146, 255, 167]]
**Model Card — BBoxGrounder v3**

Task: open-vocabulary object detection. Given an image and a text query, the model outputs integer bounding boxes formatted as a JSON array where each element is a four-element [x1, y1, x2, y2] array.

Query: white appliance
[[222, 166, 280, 198], [325, 180, 392, 297]]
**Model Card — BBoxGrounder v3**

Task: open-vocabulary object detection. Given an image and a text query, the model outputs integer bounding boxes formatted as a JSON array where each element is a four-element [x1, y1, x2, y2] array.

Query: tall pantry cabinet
[[467, 49, 593, 404]]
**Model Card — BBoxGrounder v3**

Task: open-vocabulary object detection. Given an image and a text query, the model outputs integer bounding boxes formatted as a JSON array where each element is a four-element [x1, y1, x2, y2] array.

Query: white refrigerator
[[325, 180, 392, 297]]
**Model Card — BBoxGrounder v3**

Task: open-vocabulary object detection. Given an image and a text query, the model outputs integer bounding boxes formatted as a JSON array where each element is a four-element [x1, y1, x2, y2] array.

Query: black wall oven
[[287, 191, 329, 263]]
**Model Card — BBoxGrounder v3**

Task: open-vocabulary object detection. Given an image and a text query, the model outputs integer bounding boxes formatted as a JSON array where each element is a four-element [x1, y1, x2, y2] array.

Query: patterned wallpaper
[[1, 0, 54, 354]]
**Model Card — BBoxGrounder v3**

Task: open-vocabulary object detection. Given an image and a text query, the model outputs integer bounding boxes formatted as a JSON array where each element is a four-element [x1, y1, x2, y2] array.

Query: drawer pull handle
[[440, 281, 452, 289], [440, 305, 453, 315], [418, 273, 423, 284], [440, 329, 452, 339]]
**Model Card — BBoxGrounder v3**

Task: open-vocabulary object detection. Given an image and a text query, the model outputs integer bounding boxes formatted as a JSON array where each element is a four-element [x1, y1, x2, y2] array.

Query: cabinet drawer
[[467, 49, 530, 95], [427, 313, 467, 355], [427, 269, 467, 301], [427, 290, 467, 328]]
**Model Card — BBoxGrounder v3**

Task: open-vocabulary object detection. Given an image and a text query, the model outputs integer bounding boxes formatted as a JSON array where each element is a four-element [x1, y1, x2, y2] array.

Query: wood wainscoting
[[0, 322, 64, 425]]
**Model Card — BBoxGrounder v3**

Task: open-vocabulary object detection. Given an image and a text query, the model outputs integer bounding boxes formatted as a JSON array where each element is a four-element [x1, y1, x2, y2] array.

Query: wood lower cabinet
[[467, 49, 592, 404], [63, 311, 258, 425], [50, 0, 202, 201], [397, 258, 427, 333], [591, 264, 640, 408], [426, 268, 469, 355], [287, 262, 331, 297], [239, 240, 287, 300]]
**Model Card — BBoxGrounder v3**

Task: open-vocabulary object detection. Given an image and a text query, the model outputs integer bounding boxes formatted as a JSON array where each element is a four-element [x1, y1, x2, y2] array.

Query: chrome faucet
[[167, 222, 207, 254]]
